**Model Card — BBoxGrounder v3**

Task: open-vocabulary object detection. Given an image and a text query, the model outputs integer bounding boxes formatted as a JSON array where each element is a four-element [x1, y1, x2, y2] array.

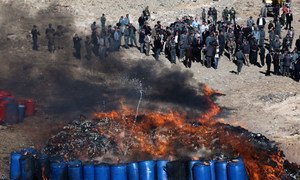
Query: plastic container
[[215, 160, 227, 180], [25, 99, 35, 116], [18, 104, 25, 122], [188, 160, 200, 180], [50, 161, 67, 180], [68, 160, 83, 180], [20, 147, 38, 156], [37, 154, 50, 180], [0, 101, 6, 124], [127, 162, 139, 180], [83, 163, 95, 180], [49, 156, 64, 164], [156, 160, 168, 180], [193, 161, 212, 180], [10, 151, 22, 180], [95, 164, 110, 180], [166, 160, 189, 179], [209, 160, 216, 180], [20, 155, 34, 180], [138, 160, 156, 180], [4, 98, 18, 124], [111, 164, 127, 180], [227, 158, 248, 180]]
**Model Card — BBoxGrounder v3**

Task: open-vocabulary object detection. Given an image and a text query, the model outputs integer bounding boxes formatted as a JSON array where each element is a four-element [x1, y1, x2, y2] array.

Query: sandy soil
[[0, 0, 299, 178]]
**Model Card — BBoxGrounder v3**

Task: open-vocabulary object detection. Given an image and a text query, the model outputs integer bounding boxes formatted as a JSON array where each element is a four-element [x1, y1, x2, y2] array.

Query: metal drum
[[138, 160, 156, 180]]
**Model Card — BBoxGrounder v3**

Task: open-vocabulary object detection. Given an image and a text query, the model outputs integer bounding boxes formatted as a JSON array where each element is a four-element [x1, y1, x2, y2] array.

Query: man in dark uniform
[[273, 50, 280, 75], [230, 7, 236, 24], [100, 14, 106, 29], [73, 34, 82, 59], [45, 23, 55, 53], [85, 36, 92, 60], [266, 50, 272, 76], [235, 48, 245, 75], [285, 11, 293, 30], [31, 25, 40, 50], [296, 36, 300, 53], [202, 8, 206, 22], [283, 51, 292, 76], [222, 7, 229, 22], [259, 46, 265, 67], [169, 36, 177, 64], [206, 42, 215, 68]]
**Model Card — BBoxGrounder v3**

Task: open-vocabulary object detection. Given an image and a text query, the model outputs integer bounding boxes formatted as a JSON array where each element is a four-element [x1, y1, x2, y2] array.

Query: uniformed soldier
[[169, 36, 177, 64], [85, 36, 92, 60], [100, 14, 106, 29], [45, 23, 55, 53], [202, 8, 206, 22], [31, 25, 40, 51], [230, 7, 236, 24], [235, 48, 245, 75], [73, 34, 82, 59]]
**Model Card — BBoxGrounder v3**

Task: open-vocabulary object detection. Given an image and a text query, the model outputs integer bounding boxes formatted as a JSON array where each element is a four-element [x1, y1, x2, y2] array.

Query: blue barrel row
[[10, 149, 248, 180]]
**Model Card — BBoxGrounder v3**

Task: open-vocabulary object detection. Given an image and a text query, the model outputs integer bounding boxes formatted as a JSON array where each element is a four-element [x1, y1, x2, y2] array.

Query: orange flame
[[93, 86, 284, 179]]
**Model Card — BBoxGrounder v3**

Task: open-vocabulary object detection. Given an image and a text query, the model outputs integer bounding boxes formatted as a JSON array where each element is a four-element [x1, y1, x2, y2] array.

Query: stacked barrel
[[0, 90, 35, 125], [10, 148, 249, 180]]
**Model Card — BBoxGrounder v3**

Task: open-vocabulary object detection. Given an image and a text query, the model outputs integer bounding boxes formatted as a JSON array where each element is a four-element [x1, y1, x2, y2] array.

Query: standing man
[[235, 48, 245, 75], [222, 7, 229, 22], [54, 25, 64, 50], [212, 7, 218, 25], [129, 24, 137, 47], [73, 34, 82, 59], [242, 39, 250, 66], [230, 7, 236, 24], [144, 33, 151, 56], [259, 46, 266, 67], [85, 36, 92, 60], [206, 42, 215, 68], [154, 35, 162, 61], [45, 23, 55, 53], [123, 25, 130, 49], [100, 14, 106, 29], [295, 36, 300, 53], [256, 15, 266, 30], [285, 11, 293, 30], [202, 8, 206, 22], [169, 36, 177, 64], [266, 50, 272, 76], [139, 29, 146, 53], [246, 16, 254, 28], [31, 25, 40, 51]]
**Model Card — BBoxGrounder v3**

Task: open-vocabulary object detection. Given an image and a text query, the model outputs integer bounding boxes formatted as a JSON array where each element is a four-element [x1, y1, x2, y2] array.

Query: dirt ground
[[0, 0, 299, 178]]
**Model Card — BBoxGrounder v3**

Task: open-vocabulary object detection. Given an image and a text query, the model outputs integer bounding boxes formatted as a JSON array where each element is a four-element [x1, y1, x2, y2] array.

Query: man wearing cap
[[285, 11, 293, 30], [31, 25, 40, 51]]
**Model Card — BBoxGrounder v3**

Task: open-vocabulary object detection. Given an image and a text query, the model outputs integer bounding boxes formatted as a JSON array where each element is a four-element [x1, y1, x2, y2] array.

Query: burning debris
[[43, 86, 299, 179]]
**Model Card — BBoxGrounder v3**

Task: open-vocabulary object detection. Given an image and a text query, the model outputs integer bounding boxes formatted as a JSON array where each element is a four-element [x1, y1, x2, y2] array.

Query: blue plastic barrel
[[21, 147, 38, 156], [227, 158, 248, 180], [166, 160, 189, 179], [138, 160, 156, 180], [10, 151, 22, 180], [156, 160, 168, 180], [4, 99, 18, 124], [20, 155, 34, 180], [83, 163, 95, 180], [127, 162, 139, 180], [95, 164, 110, 180], [111, 164, 127, 180], [193, 161, 212, 180], [215, 160, 227, 180], [37, 154, 50, 180], [68, 160, 83, 180], [209, 160, 216, 180], [50, 161, 67, 180], [188, 160, 200, 180], [50, 156, 64, 163], [18, 105, 25, 122]]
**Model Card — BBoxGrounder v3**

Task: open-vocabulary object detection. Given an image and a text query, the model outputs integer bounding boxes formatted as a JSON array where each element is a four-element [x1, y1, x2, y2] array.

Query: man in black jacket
[[285, 11, 293, 30], [206, 42, 215, 68], [295, 36, 300, 53], [73, 34, 82, 59], [235, 48, 245, 75], [31, 25, 40, 51], [266, 50, 272, 76]]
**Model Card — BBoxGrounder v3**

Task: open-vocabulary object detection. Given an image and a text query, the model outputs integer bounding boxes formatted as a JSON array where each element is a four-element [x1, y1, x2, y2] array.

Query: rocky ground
[[0, 0, 299, 178]]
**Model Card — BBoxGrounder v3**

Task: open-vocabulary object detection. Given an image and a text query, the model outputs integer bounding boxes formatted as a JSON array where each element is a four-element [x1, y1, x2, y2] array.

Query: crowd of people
[[30, 4, 300, 81]]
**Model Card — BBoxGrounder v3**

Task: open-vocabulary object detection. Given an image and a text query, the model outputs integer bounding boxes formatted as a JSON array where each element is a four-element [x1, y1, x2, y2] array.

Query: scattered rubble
[[259, 92, 297, 104]]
